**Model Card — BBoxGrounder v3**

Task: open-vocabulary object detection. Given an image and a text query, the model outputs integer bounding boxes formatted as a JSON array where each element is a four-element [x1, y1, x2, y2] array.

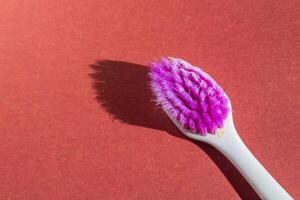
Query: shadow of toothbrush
[[89, 60, 261, 200]]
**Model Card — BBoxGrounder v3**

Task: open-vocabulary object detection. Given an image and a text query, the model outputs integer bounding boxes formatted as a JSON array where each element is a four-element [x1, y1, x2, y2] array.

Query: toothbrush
[[149, 57, 293, 200]]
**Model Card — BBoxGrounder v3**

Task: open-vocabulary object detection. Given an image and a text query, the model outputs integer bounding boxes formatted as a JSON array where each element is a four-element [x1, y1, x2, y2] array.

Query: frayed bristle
[[149, 57, 229, 136]]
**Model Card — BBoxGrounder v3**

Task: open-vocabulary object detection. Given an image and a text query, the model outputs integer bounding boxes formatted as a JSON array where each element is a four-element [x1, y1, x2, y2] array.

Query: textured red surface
[[0, 1, 299, 199]]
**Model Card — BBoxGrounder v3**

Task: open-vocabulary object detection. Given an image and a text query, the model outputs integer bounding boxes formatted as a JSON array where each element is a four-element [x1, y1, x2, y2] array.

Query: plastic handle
[[164, 109, 293, 199], [213, 128, 293, 200]]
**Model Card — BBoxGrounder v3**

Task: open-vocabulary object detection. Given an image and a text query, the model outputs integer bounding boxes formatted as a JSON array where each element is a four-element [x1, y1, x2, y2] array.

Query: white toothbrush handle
[[164, 110, 293, 199], [214, 129, 293, 200]]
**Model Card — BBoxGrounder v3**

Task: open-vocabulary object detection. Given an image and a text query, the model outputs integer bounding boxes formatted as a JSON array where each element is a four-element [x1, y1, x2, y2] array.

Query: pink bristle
[[149, 57, 229, 136]]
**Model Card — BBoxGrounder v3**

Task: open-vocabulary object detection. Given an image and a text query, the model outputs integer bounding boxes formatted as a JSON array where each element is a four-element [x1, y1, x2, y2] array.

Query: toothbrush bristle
[[149, 57, 229, 136]]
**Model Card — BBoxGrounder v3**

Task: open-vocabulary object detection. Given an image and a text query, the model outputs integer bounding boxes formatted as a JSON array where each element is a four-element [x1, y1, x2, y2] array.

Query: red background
[[0, 1, 299, 199]]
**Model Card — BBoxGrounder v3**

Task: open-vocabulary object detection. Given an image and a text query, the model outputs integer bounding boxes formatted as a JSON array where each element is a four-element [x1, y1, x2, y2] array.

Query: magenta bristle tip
[[149, 57, 229, 136]]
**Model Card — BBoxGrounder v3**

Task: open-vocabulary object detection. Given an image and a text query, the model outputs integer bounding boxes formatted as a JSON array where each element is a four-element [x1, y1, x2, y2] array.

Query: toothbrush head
[[149, 57, 229, 136]]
